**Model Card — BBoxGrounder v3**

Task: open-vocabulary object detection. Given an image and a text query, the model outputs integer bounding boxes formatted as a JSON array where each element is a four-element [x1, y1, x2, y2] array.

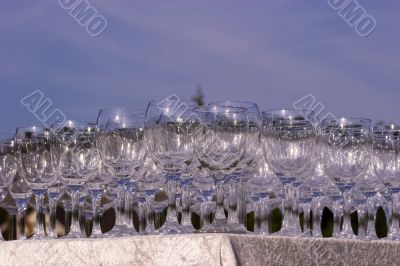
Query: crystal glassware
[[53, 121, 99, 238], [208, 101, 261, 230], [372, 125, 400, 240], [15, 126, 59, 240], [320, 118, 373, 238], [261, 109, 317, 236], [195, 105, 249, 233], [145, 98, 198, 234], [97, 111, 146, 237], [0, 133, 18, 241]]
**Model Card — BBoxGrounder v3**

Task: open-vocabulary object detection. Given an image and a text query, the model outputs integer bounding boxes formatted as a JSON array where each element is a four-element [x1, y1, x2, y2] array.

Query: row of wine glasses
[[0, 98, 399, 241]]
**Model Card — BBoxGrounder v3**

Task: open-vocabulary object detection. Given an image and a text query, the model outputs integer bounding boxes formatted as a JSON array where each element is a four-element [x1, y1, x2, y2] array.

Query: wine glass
[[145, 98, 198, 234], [195, 105, 249, 233], [261, 109, 317, 236], [208, 101, 261, 229], [320, 118, 373, 238], [53, 121, 99, 238], [97, 111, 146, 236], [0, 133, 18, 241], [15, 126, 59, 239], [372, 125, 400, 240]]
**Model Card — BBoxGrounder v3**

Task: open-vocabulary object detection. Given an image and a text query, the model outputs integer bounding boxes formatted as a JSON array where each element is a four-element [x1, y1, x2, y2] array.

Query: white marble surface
[[0, 234, 399, 266]]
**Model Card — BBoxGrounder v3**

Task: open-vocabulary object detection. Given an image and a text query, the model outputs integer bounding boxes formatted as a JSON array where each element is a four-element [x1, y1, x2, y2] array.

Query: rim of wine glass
[[15, 126, 51, 140], [321, 117, 372, 126], [97, 107, 145, 124], [104, 114, 145, 130], [52, 120, 97, 130], [261, 108, 316, 118], [208, 100, 260, 112], [194, 105, 248, 114]]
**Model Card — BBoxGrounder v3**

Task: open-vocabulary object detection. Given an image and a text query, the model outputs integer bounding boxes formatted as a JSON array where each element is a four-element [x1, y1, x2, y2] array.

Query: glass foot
[[155, 221, 184, 235], [63, 231, 85, 239], [338, 230, 357, 239], [180, 225, 196, 234], [196, 219, 247, 234], [387, 232, 400, 241], [301, 230, 312, 238], [29, 234, 48, 240], [272, 226, 302, 237], [102, 224, 138, 238], [361, 235, 379, 241]]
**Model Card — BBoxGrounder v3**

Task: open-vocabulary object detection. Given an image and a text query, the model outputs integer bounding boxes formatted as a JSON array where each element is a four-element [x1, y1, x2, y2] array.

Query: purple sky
[[0, 1, 399, 131]]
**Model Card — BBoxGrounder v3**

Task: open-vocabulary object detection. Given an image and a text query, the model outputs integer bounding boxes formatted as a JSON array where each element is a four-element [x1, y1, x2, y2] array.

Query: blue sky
[[0, 1, 399, 131]]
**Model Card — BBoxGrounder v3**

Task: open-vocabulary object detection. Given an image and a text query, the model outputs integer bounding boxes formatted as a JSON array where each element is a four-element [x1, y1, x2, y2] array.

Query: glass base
[[63, 231, 85, 239], [338, 230, 357, 239], [180, 224, 196, 234], [196, 219, 247, 234], [29, 234, 48, 240], [102, 224, 138, 238], [387, 232, 400, 241], [155, 221, 184, 235], [359, 235, 379, 241], [272, 226, 302, 237], [301, 230, 312, 238]]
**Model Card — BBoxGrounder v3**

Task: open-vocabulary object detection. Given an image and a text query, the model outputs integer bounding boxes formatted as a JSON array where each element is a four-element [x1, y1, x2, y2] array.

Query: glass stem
[[17, 203, 27, 240], [332, 200, 342, 237], [357, 204, 367, 238], [115, 185, 126, 226], [281, 184, 292, 230], [253, 201, 261, 234], [237, 180, 247, 226], [291, 186, 302, 234], [91, 196, 102, 237], [260, 199, 270, 234], [181, 186, 192, 227], [341, 192, 354, 236], [311, 197, 322, 238], [48, 197, 58, 238], [34, 193, 46, 238], [302, 202, 312, 236], [214, 180, 226, 220], [200, 201, 210, 228], [366, 199, 377, 239], [165, 180, 179, 224], [227, 181, 239, 224], [145, 197, 155, 234], [70, 191, 81, 235], [138, 200, 146, 234], [389, 193, 400, 236]]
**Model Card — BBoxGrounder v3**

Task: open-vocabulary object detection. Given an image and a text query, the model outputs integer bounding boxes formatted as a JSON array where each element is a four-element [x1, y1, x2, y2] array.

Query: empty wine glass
[[53, 121, 99, 238], [195, 105, 249, 233], [0, 133, 18, 241], [261, 109, 317, 236], [208, 101, 261, 230], [372, 125, 400, 240], [145, 98, 198, 234], [97, 111, 146, 236], [321, 118, 373, 238], [15, 126, 59, 240]]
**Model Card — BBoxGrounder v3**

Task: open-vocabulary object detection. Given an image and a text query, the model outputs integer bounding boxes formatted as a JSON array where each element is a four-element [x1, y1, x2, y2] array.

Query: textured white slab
[[1, 234, 399, 266]]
